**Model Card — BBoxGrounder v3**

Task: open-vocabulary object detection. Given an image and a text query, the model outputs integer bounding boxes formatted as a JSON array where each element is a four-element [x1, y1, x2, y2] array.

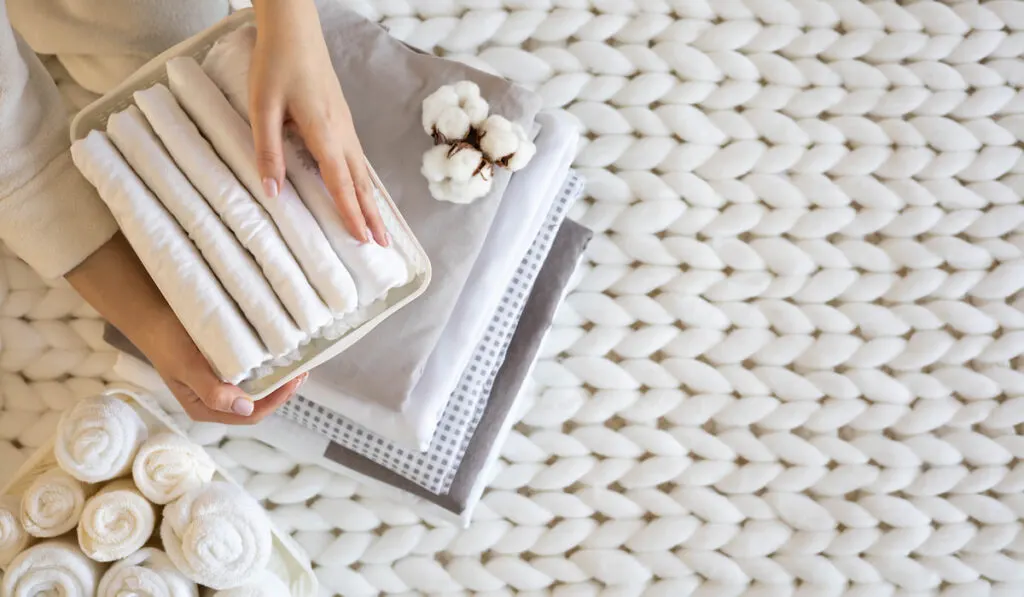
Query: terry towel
[[98, 547, 199, 597], [1, 539, 105, 597], [133, 84, 331, 337], [201, 24, 411, 309], [107, 105, 306, 360], [166, 57, 358, 320], [71, 130, 268, 384], [161, 481, 272, 590], [20, 468, 91, 538], [133, 431, 216, 505], [0, 495, 32, 570], [55, 394, 148, 484], [77, 479, 156, 562]]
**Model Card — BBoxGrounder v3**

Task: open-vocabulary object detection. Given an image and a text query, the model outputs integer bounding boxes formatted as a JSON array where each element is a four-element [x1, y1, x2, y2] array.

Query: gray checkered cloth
[[277, 171, 582, 494]]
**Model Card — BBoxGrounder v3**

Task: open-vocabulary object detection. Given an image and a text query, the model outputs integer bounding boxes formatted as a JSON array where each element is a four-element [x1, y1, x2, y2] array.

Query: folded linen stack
[[105, 5, 591, 524], [71, 50, 416, 387], [0, 394, 298, 595]]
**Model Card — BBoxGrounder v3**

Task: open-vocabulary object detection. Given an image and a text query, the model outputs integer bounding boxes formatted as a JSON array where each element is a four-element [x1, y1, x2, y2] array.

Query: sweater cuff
[[0, 150, 118, 279]]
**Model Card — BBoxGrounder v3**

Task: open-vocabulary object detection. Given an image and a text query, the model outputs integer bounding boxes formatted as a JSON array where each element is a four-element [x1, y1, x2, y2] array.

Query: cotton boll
[[446, 146, 488, 182], [421, 145, 452, 182], [462, 95, 489, 127], [428, 171, 493, 204], [453, 80, 481, 101], [505, 123, 536, 171], [435, 105, 471, 141], [479, 115, 519, 162], [421, 85, 460, 135]]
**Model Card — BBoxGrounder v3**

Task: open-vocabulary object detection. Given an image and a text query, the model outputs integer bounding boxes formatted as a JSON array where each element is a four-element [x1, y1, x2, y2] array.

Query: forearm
[[65, 234, 193, 364]]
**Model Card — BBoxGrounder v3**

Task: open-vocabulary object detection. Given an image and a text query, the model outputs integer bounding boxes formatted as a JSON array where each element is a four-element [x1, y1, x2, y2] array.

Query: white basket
[[69, 9, 431, 399], [0, 388, 318, 596]]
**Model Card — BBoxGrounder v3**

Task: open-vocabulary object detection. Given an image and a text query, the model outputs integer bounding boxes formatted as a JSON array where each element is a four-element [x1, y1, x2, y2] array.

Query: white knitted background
[[3, 0, 1024, 595]]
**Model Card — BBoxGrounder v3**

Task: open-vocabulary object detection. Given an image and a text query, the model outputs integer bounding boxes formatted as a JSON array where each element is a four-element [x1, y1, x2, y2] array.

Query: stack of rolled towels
[[0, 395, 288, 596], [70, 53, 414, 387]]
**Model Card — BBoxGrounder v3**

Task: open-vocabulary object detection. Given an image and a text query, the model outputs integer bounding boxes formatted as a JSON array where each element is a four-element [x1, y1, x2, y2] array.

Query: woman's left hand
[[249, 0, 388, 246]]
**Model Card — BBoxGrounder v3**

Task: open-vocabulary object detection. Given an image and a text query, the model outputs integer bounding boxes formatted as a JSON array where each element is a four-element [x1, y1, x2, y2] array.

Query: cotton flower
[[429, 174, 493, 205], [422, 85, 460, 136], [435, 105, 471, 141], [421, 144, 451, 182], [447, 145, 489, 182], [479, 115, 535, 171], [453, 80, 489, 126]]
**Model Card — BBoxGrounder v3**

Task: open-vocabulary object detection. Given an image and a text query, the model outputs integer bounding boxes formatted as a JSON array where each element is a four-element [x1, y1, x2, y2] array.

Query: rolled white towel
[[161, 481, 272, 590], [20, 468, 90, 538], [133, 83, 332, 337], [107, 106, 306, 360], [166, 56, 359, 320], [202, 25, 411, 308], [0, 495, 33, 570], [77, 479, 156, 562], [132, 432, 216, 505], [54, 395, 149, 484], [70, 131, 270, 384], [202, 570, 290, 597], [98, 547, 198, 597], [1, 538, 104, 597]]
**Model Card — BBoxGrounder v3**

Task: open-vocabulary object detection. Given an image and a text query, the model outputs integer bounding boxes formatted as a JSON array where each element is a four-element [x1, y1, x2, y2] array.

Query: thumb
[[251, 98, 286, 199], [186, 367, 254, 417]]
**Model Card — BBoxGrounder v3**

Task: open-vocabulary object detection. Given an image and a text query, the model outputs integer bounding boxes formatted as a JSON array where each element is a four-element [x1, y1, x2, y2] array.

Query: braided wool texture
[[4, 0, 1024, 594]]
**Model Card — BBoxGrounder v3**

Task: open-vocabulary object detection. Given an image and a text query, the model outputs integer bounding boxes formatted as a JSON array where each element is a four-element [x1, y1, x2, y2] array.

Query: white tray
[[0, 389, 318, 596], [69, 9, 431, 399]]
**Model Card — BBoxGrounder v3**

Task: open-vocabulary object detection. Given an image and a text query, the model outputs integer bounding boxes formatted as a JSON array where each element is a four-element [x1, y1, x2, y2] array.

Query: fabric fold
[[0, 539, 105, 597], [77, 478, 157, 562], [161, 481, 272, 591], [202, 24, 411, 308], [133, 84, 331, 337], [132, 431, 216, 505], [98, 547, 199, 597], [55, 394, 148, 484], [0, 494, 32, 570], [202, 570, 290, 597], [70, 130, 268, 384], [107, 105, 305, 360], [166, 57, 359, 320], [20, 468, 90, 538]]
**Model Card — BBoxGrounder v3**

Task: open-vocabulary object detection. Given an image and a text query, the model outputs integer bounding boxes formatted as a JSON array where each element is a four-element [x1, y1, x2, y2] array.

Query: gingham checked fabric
[[276, 171, 583, 493]]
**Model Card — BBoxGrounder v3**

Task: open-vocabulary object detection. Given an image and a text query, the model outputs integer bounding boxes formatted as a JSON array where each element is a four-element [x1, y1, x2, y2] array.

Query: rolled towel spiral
[[161, 481, 272, 590], [0, 538, 104, 597], [203, 570, 290, 597], [55, 395, 149, 484], [98, 547, 198, 597], [132, 432, 216, 505], [20, 468, 90, 538], [77, 479, 157, 562], [0, 495, 32, 570]]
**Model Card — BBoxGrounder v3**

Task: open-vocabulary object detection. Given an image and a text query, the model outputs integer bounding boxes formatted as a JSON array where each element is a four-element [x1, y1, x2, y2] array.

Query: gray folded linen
[[102, 218, 592, 516], [313, 4, 543, 411]]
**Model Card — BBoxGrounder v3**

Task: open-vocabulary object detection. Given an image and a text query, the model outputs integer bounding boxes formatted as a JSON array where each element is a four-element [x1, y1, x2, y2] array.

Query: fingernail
[[262, 177, 279, 199], [298, 372, 309, 387], [231, 397, 254, 416], [363, 227, 373, 244]]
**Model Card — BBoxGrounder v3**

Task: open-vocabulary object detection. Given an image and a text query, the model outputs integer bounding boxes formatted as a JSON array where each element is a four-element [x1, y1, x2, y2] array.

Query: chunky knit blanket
[[3, 1, 1024, 594]]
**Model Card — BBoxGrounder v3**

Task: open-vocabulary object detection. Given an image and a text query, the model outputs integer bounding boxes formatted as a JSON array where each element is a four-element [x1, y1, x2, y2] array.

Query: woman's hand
[[249, 0, 388, 246], [67, 234, 305, 424]]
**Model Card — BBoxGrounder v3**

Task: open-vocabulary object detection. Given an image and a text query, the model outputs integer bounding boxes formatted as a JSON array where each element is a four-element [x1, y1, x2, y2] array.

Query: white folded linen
[[20, 468, 90, 538], [107, 106, 305, 360], [77, 479, 157, 562], [55, 394, 148, 484], [202, 570, 290, 597], [0, 495, 32, 570], [71, 131, 269, 384], [132, 431, 216, 505], [0, 539, 104, 597], [302, 112, 579, 448], [98, 547, 199, 597], [166, 57, 359, 319], [161, 481, 272, 590], [202, 25, 411, 308], [133, 84, 331, 337]]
